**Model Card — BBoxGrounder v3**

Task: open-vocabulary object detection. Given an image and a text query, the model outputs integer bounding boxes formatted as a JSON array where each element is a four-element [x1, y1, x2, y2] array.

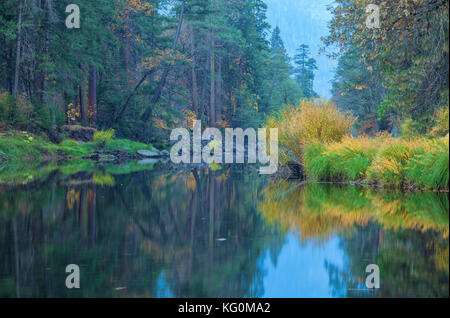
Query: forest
[[0, 0, 448, 300], [326, 0, 449, 136], [0, 0, 448, 188], [0, 0, 314, 144]]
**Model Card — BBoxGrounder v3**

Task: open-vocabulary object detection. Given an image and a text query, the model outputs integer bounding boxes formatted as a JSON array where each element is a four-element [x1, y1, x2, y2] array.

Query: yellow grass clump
[[303, 134, 449, 189], [266, 99, 355, 164]]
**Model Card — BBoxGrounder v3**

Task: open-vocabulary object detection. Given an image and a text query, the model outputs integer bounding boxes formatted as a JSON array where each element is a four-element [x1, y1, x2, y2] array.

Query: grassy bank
[[0, 130, 159, 185], [0, 130, 156, 162], [303, 135, 449, 190], [268, 99, 449, 191]]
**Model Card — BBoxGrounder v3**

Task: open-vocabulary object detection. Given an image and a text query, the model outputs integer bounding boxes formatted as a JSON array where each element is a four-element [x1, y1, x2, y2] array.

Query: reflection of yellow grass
[[260, 182, 449, 243], [186, 173, 197, 191], [370, 196, 449, 237], [433, 246, 449, 271], [93, 172, 115, 186], [66, 189, 80, 210], [260, 182, 449, 273]]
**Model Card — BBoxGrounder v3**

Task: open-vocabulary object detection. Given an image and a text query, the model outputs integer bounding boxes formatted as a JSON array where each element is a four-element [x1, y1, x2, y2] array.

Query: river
[[0, 162, 448, 297]]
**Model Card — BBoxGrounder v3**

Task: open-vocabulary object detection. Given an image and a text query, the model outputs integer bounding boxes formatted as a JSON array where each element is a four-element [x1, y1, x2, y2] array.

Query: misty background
[[264, 0, 336, 99]]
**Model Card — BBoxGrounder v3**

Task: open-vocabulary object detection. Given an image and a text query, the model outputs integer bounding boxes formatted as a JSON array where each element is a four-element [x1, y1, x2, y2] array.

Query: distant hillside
[[264, 0, 336, 99]]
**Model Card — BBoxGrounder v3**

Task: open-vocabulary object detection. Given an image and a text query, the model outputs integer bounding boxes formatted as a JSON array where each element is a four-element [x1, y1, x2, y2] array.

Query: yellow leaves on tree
[[142, 49, 189, 71]]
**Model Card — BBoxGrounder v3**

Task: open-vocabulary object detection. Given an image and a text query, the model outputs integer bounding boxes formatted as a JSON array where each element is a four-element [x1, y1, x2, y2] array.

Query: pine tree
[[294, 44, 318, 99]]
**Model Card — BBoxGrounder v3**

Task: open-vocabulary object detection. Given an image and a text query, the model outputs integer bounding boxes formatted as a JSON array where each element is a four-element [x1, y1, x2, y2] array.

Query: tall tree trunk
[[209, 35, 215, 126], [209, 0, 215, 126], [125, 13, 132, 84], [13, 0, 23, 96], [141, 0, 186, 122], [113, 69, 156, 123], [200, 51, 211, 122], [79, 63, 88, 126], [34, 0, 47, 104], [216, 57, 222, 124], [88, 65, 97, 127], [189, 23, 199, 116]]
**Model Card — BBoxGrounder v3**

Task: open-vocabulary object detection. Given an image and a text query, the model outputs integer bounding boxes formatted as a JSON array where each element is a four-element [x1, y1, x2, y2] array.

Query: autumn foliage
[[267, 99, 355, 164]]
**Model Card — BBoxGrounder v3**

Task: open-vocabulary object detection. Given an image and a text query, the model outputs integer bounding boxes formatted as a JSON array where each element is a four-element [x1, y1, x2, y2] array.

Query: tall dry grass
[[266, 99, 355, 164], [303, 134, 449, 190]]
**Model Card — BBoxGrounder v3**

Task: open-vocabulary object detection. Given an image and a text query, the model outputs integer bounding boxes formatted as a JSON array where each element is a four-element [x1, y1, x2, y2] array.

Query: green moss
[[0, 131, 154, 161]]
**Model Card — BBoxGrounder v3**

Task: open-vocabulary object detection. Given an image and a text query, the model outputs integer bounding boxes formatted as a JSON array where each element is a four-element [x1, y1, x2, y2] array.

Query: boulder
[[160, 150, 170, 157], [137, 149, 161, 158], [60, 125, 96, 142]]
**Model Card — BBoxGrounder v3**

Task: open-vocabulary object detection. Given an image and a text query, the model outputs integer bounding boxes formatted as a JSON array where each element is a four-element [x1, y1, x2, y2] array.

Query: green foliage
[[0, 131, 154, 165], [430, 106, 449, 137], [406, 138, 449, 189], [0, 132, 50, 161], [302, 143, 332, 179], [58, 139, 95, 157], [0, 92, 17, 123], [367, 142, 416, 187], [267, 99, 355, 164], [400, 119, 416, 139], [303, 136, 378, 181], [93, 129, 115, 149], [303, 135, 449, 190], [294, 44, 318, 99], [326, 1, 449, 136]]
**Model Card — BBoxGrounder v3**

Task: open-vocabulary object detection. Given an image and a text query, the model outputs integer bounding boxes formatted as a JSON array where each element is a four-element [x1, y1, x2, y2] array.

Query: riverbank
[[0, 130, 160, 163], [302, 134, 449, 191], [0, 130, 168, 185]]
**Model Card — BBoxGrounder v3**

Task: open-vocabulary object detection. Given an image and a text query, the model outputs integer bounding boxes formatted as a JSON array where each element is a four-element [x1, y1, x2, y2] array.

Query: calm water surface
[[0, 164, 448, 297]]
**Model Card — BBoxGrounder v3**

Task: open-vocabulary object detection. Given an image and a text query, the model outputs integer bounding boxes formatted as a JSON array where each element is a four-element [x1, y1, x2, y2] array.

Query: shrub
[[406, 136, 449, 189], [430, 107, 449, 137], [400, 118, 415, 138], [303, 134, 449, 190], [267, 99, 355, 164], [304, 136, 380, 181], [367, 139, 418, 186], [0, 92, 18, 124], [303, 143, 332, 180], [93, 129, 115, 150]]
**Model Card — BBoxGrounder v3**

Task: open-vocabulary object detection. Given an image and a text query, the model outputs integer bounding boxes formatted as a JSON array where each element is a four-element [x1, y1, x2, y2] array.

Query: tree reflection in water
[[260, 181, 449, 297], [0, 167, 281, 297], [0, 168, 448, 297]]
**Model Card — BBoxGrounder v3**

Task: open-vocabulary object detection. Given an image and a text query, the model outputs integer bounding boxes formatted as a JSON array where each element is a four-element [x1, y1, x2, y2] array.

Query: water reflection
[[260, 181, 449, 297], [0, 166, 448, 297]]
